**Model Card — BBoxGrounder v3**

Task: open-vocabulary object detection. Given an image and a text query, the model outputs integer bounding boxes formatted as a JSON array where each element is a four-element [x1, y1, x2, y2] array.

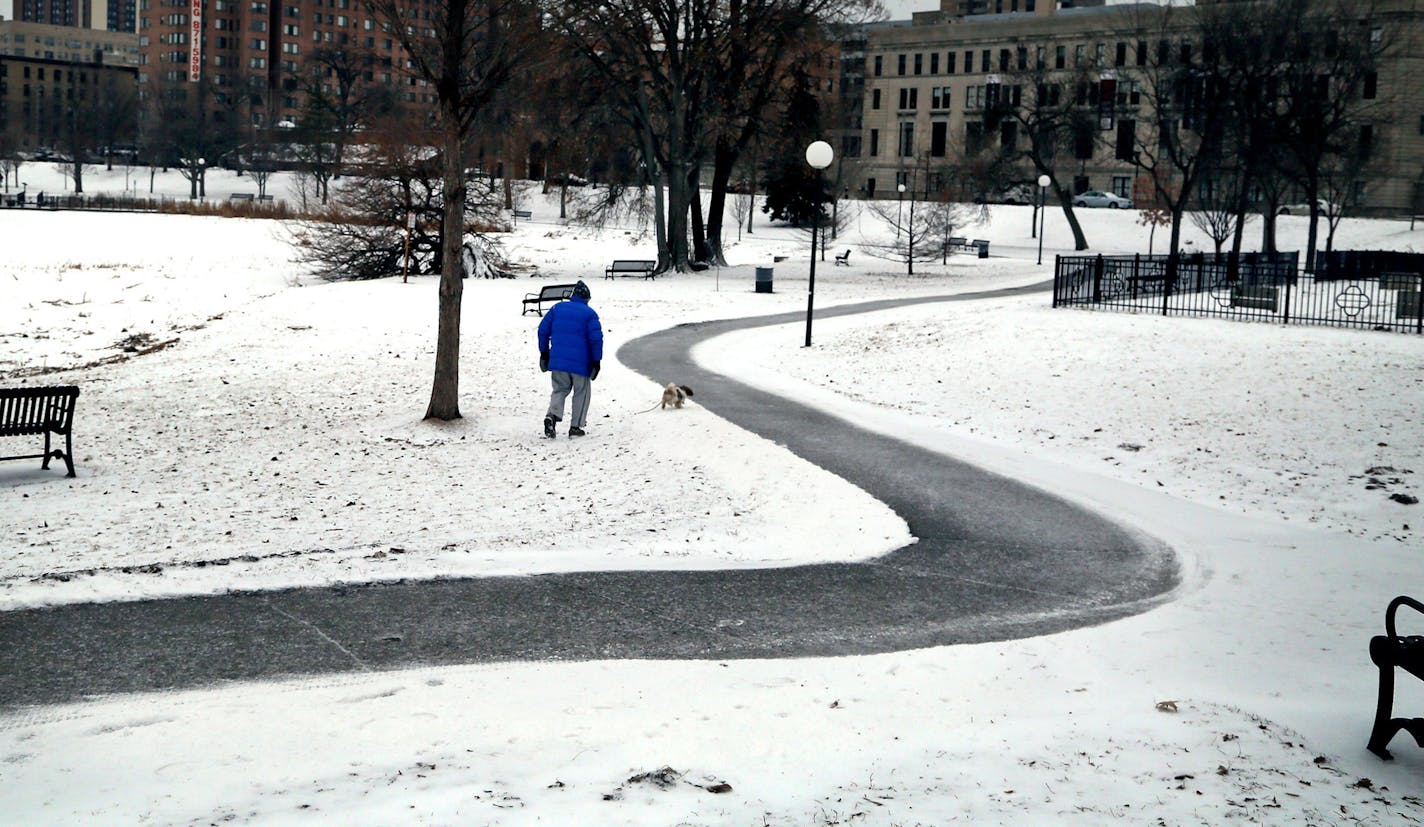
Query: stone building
[[854, 0, 1424, 215]]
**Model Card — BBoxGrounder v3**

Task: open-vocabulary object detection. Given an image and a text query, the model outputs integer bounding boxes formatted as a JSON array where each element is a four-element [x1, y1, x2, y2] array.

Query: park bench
[[834, 250, 851, 266], [229, 192, 255, 201], [1230, 285, 1280, 312], [522, 283, 578, 316], [512, 209, 532, 220], [1380, 272, 1421, 291], [947, 236, 969, 250], [604, 259, 657, 280], [1368, 595, 1424, 759], [1, 385, 80, 477]]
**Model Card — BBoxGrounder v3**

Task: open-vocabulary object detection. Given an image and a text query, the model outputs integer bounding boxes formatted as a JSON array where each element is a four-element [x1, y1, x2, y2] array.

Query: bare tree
[[366, 0, 531, 421], [1189, 173, 1256, 255]]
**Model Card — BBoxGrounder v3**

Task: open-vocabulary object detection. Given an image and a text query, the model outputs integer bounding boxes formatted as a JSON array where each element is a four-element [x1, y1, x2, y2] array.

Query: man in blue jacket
[[537, 280, 603, 438]]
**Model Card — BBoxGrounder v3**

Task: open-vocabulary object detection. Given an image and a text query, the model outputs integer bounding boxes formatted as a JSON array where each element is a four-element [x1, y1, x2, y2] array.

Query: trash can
[[977, 241, 989, 259], [755, 266, 773, 293]]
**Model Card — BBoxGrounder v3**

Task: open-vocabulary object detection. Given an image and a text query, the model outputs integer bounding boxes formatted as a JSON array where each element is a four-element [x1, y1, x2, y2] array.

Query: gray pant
[[546, 370, 591, 429]]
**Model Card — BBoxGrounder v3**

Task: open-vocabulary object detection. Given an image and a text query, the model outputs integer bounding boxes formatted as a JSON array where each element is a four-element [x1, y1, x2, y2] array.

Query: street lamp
[[403, 211, 416, 283], [896, 182, 907, 239], [804, 140, 834, 348], [1036, 173, 1051, 266]]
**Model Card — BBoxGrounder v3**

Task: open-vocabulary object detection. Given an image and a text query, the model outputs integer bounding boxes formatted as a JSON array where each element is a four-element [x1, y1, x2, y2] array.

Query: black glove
[[539, 351, 549, 372], [589, 360, 601, 381]]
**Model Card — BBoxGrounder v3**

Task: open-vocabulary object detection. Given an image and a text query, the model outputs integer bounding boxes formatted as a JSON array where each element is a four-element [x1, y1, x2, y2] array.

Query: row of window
[[2, 65, 96, 83], [870, 78, 1146, 113], [874, 40, 1206, 79]]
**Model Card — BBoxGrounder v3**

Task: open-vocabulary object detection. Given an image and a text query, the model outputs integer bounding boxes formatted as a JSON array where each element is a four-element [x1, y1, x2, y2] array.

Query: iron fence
[[1052, 252, 1424, 335]]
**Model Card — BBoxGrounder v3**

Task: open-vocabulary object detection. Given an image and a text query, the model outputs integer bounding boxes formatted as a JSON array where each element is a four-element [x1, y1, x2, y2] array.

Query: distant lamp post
[[403, 211, 416, 283], [897, 182, 907, 239], [804, 140, 834, 348], [1037, 173, 1051, 266]]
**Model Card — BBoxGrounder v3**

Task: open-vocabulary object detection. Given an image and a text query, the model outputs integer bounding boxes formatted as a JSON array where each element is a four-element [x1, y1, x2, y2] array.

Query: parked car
[[1277, 199, 1339, 216], [1072, 190, 1133, 209]]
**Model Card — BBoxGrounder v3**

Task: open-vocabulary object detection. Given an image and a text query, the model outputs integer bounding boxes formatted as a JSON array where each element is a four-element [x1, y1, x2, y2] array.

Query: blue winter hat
[[572, 280, 591, 300]]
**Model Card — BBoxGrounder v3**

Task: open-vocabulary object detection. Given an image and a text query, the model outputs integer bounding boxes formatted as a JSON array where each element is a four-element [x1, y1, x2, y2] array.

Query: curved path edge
[[0, 282, 1178, 709]]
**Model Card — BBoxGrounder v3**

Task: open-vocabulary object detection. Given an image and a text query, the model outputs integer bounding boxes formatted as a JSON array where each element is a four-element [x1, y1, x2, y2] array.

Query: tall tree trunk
[[705, 138, 735, 265], [425, 118, 465, 421], [689, 167, 708, 263]]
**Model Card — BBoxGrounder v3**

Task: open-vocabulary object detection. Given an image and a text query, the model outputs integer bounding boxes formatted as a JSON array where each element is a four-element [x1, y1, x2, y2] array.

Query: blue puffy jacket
[[537, 295, 603, 376]]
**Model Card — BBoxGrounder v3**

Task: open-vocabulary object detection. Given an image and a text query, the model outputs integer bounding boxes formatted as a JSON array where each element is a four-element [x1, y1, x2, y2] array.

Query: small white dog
[[661, 383, 695, 409]]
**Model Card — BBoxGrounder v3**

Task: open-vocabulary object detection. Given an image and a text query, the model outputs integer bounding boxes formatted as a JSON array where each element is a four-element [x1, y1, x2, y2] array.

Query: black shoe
[[544, 416, 556, 438], [568, 426, 586, 437]]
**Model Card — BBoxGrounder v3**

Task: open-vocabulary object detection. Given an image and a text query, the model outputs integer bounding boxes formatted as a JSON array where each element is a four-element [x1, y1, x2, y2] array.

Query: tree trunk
[[689, 167, 708, 263], [425, 118, 465, 422], [1053, 185, 1088, 250], [704, 138, 736, 265]]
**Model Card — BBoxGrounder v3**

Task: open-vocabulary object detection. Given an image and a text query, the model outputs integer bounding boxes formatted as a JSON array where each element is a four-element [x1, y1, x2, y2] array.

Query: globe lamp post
[[804, 140, 834, 347]]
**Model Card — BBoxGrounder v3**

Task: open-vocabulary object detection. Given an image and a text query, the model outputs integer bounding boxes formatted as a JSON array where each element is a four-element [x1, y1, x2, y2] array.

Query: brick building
[[0, 20, 139, 152]]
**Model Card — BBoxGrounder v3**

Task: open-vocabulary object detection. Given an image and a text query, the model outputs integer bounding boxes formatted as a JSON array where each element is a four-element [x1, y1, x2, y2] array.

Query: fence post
[[1052, 256, 1059, 307], [1418, 274, 1423, 336], [1132, 254, 1140, 301], [1283, 269, 1294, 326], [1092, 255, 1104, 303], [1162, 254, 1173, 317]]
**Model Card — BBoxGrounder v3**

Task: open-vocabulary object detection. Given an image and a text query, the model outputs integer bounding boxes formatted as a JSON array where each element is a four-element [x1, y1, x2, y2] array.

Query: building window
[[872, 88, 880, 109], [899, 122, 914, 157], [866, 178, 876, 198], [1136, 40, 1147, 66], [964, 51, 973, 73], [1055, 45, 1065, 69], [999, 49, 1009, 72], [931, 86, 951, 109], [930, 53, 939, 74], [1115, 120, 1135, 160], [1112, 176, 1131, 198], [869, 128, 879, 156], [1075, 45, 1085, 67], [931, 121, 947, 157], [874, 55, 882, 76], [947, 52, 956, 73], [967, 85, 985, 109], [914, 53, 922, 75], [1017, 46, 1027, 71], [981, 49, 990, 72], [897, 54, 906, 75], [898, 87, 917, 110], [1363, 72, 1377, 100]]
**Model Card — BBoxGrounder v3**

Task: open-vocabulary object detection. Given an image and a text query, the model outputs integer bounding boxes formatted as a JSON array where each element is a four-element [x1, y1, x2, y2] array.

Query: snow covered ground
[[1, 162, 1422, 824]]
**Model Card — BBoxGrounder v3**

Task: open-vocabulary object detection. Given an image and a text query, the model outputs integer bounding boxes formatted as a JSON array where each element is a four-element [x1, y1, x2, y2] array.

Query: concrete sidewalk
[[0, 284, 1178, 709]]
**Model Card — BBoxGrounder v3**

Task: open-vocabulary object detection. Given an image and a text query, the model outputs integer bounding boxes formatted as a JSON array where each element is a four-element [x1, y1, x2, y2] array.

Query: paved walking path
[[0, 284, 1177, 709]]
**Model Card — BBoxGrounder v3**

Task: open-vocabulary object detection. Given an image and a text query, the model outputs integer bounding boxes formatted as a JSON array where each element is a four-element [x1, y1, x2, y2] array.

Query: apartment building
[[19, 0, 138, 33], [856, 0, 1424, 215], [138, 0, 439, 129], [0, 21, 139, 150]]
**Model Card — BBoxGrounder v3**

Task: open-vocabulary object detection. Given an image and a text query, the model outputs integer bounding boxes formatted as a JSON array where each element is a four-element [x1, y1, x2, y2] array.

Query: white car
[[1277, 199, 1339, 216], [1073, 190, 1133, 209]]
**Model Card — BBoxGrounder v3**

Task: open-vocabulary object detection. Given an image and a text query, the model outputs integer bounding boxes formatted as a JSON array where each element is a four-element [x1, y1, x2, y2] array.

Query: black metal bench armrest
[[1387, 596, 1424, 638]]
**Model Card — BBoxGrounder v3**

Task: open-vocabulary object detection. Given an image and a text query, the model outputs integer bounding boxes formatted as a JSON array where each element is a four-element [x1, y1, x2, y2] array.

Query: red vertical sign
[[189, 0, 203, 82]]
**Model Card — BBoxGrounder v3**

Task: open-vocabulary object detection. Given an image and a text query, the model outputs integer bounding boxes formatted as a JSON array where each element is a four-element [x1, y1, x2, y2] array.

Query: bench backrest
[[0, 386, 79, 436], [610, 260, 655, 270], [948, 237, 967, 245], [540, 284, 578, 300]]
